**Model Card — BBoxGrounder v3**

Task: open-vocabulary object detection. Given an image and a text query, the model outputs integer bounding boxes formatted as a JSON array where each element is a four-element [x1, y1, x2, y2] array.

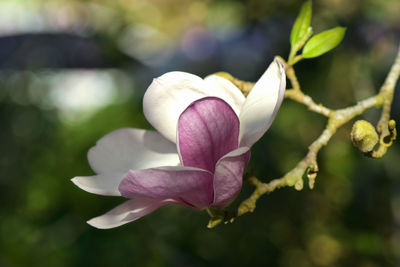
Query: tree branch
[[208, 44, 400, 227]]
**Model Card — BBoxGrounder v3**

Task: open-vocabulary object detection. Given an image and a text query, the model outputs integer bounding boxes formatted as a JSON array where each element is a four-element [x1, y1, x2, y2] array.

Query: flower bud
[[350, 120, 378, 153], [295, 178, 304, 191]]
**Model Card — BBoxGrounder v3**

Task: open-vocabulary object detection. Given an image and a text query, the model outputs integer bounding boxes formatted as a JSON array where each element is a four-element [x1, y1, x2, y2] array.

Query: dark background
[[1, 0, 400, 266]]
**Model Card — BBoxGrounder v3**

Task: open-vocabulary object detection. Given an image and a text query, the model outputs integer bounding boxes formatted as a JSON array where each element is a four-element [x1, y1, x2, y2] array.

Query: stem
[[278, 55, 333, 117], [285, 89, 332, 117], [208, 44, 400, 227], [374, 46, 400, 154], [236, 47, 400, 219], [288, 27, 313, 65], [237, 93, 382, 217]]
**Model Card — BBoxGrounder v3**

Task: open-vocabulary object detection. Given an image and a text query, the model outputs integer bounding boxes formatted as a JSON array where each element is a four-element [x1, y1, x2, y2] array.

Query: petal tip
[[86, 218, 109, 229], [272, 58, 286, 76], [86, 216, 128, 229], [70, 176, 81, 187], [70, 176, 93, 194], [273, 57, 285, 68], [70, 174, 123, 196]]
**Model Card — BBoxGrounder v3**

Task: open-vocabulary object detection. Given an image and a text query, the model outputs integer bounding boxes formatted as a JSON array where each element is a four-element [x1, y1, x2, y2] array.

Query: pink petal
[[211, 147, 251, 209], [119, 166, 213, 209], [177, 97, 240, 173], [87, 198, 179, 229], [239, 58, 286, 147]]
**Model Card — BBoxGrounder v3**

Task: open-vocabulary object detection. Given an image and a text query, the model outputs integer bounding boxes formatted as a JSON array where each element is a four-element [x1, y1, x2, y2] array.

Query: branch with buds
[[207, 1, 399, 228]]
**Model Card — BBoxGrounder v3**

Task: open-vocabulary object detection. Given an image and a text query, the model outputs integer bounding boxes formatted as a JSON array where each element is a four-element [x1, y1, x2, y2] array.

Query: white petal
[[88, 128, 180, 174], [238, 58, 286, 147], [87, 198, 178, 229], [143, 72, 209, 143], [71, 172, 126, 196], [143, 72, 245, 143], [203, 75, 245, 115]]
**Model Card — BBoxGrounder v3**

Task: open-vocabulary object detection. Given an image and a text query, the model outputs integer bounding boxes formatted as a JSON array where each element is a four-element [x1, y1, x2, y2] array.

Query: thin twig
[[208, 44, 400, 227], [235, 46, 400, 219], [285, 89, 332, 117]]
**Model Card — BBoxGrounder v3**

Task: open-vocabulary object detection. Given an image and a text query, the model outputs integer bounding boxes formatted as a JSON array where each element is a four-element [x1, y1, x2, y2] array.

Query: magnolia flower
[[72, 59, 286, 229]]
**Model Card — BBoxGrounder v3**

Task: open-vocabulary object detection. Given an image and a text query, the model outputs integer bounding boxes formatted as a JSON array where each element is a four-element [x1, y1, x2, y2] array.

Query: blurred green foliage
[[0, 0, 399, 266]]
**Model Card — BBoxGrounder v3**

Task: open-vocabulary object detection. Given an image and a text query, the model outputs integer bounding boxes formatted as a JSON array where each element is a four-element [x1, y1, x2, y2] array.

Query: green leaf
[[303, 27, 346, 58], [290, 1, 312, 46]]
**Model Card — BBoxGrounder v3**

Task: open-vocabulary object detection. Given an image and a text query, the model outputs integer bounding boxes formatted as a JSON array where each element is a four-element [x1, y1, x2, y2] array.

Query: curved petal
[[177, 97, 240, 173], [203, 74, 245, 114], [239, 58, 286, 147], [211, 147, 251, 209], [143, 72, 244, 143], [119, 166, 213, 208], [71, 172, 126, 196], [87, 198, 179, 229], [88, 128, 180, 174]]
